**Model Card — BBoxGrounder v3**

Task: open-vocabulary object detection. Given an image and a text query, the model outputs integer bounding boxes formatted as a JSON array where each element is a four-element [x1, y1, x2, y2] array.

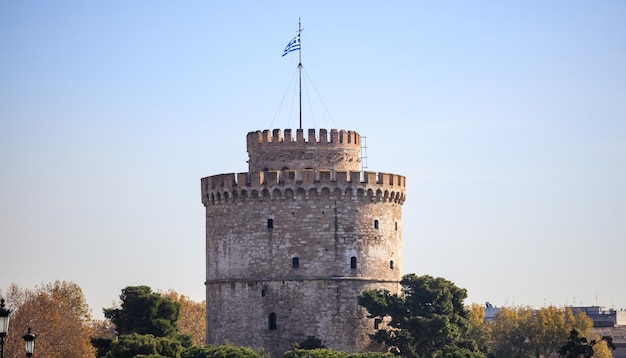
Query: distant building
[[571, 306, 625, 327], [572, 306, 626, 358], [484, 302, 499, 322]]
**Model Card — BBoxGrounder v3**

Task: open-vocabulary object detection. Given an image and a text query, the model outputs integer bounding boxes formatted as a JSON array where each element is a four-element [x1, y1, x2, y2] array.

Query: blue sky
[[1, 1, 625, 316]]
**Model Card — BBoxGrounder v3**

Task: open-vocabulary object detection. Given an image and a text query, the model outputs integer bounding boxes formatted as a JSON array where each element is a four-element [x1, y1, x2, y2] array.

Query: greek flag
[[282, 34, 300, 57]]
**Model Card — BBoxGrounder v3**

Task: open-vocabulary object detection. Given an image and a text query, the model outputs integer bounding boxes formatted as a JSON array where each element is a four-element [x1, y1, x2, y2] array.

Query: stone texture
[[201, 128, 406, 357]]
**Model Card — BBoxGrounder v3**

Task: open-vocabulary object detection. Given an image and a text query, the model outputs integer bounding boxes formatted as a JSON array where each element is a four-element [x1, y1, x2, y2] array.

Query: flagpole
[[298, 17, 303, 130], [281, 19, 303, 129]]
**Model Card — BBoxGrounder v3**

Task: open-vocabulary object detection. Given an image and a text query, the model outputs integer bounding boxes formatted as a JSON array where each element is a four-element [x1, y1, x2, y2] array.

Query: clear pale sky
[[1, 1, 625, 318]]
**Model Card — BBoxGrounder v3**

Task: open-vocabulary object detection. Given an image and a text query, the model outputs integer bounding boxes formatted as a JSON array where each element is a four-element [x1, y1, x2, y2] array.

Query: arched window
[[292, 257, 299, 269], [350, 256, 357, 269], [268, 313, 277, 330], [267, 219, 273, 229], [374, 220, 379, 229], [390, 260, 394, 270], [395, 222, 398, 231]]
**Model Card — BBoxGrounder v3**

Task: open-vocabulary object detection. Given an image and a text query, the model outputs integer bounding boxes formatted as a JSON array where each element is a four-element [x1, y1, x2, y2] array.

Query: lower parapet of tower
[[202, 169, 405, 356]]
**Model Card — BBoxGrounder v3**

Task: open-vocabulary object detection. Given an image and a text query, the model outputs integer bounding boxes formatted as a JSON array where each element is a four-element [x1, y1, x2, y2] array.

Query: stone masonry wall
[[206, 279, 399, 355], [202, 129, 406, 357], [203, 189, 403, 280]]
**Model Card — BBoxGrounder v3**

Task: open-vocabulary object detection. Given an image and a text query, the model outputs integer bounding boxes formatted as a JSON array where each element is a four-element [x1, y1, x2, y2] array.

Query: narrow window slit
[[268, 313, 277, 330]]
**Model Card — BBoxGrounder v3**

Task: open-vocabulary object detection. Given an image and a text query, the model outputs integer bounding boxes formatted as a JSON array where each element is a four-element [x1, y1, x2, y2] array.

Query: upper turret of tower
[[246, 128, 361, 172]]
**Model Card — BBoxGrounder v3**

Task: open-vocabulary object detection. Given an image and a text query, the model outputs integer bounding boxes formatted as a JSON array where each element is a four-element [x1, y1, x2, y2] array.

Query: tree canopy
[[101, 286, 193, 358], [160, 289, 206, 346], [105, 333, 186, 358], [0, 281, 95, 357], [488, 305, 593, 357], [358, 274, 483, 358], [557, 329, 615, 358], [292, 335, 326, 350], [181, 344, 267, 358], [104, 286, 181, 338], [283, 348, 395, 358]]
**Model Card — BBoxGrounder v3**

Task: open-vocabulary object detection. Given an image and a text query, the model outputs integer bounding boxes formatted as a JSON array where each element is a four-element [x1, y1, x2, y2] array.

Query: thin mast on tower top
[[297, 18, 303, 130], [282, 18, 303, 129]]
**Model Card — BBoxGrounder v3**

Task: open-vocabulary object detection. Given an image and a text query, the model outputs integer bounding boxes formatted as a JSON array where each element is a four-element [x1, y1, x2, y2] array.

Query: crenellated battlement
[[246, 128, 362, 172], [201, 169, 406, 205], [247, 128, 360, 149]]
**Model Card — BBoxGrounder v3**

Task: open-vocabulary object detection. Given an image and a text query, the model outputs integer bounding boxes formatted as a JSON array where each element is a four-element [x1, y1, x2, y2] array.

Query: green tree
[[347, 353, 396, 358], [105, 333, 185, 358], [358, 274, 484, 358], [284, 349, 346, 358], [104, 286, 181, 337], [101, 286, 193, 358], [292, 335, 326, 350], [181, 344, 266, 358], [284, 349, 395, 358], [433, 346, 488, 358]]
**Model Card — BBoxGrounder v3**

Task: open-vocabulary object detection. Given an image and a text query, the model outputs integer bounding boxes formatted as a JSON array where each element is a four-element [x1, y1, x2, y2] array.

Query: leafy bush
[[181, 344, 266, 358], [284, 348, 395, 358]]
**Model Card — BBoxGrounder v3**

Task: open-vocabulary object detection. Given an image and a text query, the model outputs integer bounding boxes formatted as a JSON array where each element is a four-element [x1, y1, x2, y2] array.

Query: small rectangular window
[[350, 256, 357, 269], [267, 219, 274, 229], [374, 220, 379, 229], [292, 257, 299, 269]]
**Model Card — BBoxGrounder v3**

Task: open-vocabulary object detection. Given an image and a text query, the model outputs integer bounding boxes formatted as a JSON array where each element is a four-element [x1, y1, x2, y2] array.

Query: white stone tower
[[200, 128, 406, 357]]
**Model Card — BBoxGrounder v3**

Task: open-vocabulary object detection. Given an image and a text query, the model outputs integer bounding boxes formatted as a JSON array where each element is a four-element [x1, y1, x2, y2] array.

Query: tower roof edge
[[246, 128, 361, 148]]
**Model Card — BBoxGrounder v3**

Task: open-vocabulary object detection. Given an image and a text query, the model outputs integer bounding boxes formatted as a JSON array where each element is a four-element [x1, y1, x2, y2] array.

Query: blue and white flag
[[282, 34, 300, 57]]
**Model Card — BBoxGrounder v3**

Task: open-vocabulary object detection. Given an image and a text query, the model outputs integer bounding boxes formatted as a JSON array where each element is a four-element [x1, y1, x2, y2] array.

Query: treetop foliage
[[0, 280, 95, 357], [181, 344, 267, 358], [488, 305, 595, 357], [160, 289, 206, 346], [3, 280, 614, 358], [557, 329, 616, 358], [104, 285, 182, 338], [358, 274, 482, 358], [293, 335, 326, 350], [104, 332, 187, 358], [99, 286, 199, 357], [283, 348, 395, 358]]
